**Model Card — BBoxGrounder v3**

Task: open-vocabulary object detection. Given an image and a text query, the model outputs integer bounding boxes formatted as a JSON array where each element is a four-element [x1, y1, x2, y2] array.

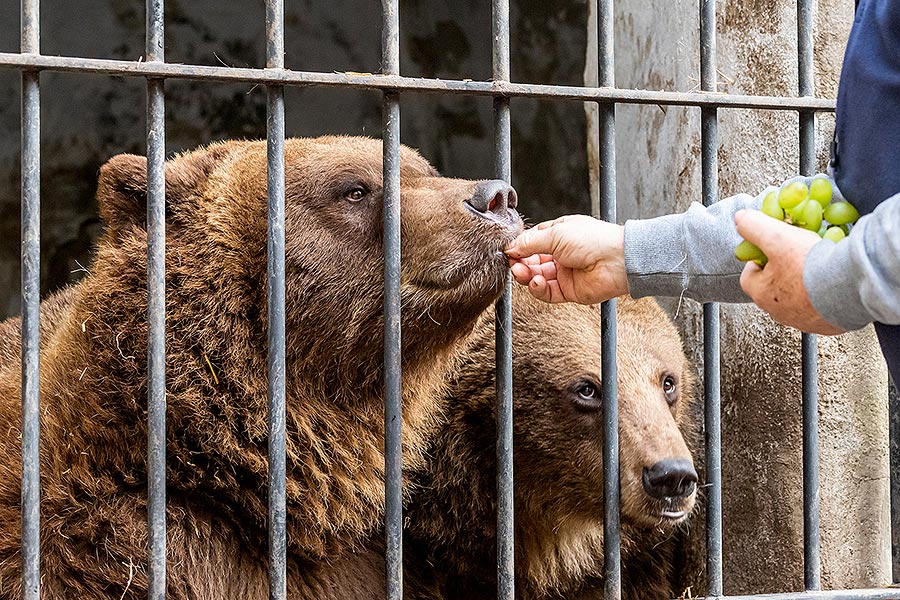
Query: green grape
[[817, 223, 829, 237], [809, 177, 833, 208], [823, 201, 860, 225], [800, 201, 823, 231], [754, 256, 768, 267], [761, 191, 784, 220], [787, 199, 809, 223], [778, 181, 809, 209], [735, 239, 766, 262], [823, 226, 846, 243]]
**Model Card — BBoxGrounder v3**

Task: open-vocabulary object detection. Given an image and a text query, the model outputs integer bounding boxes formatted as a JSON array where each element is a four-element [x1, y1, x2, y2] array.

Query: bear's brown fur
[[405, 289, 700, 600], [0, 136, 521, 598]]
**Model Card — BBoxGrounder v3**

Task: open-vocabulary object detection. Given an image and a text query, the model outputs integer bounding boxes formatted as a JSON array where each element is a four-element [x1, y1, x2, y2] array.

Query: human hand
[[735, 209, 845, 335], [504, 215, 628, 304]]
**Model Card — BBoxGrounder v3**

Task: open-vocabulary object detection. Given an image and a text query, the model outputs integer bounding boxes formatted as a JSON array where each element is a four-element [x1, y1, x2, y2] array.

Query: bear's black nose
[[642, 459, 698, 499], [467, 180, 518, 218]]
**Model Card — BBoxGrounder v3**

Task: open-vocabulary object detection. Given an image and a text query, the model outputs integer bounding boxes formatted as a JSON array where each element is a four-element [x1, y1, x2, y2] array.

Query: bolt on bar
[[699, 0, 724, 596], [0, 52, 837, 112], [491, 0, 514, 598], [20, 0, 41, 597], [797, 0, 821, 591], [597, 1, 620, 599], [145, 0, 167, 598], [381, 0, 403, 598], [264, 0, 287, 598]]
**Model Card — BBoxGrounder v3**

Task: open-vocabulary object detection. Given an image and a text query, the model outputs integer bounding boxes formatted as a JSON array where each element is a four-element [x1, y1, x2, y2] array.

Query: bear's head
[[407, 289, 698, 596]]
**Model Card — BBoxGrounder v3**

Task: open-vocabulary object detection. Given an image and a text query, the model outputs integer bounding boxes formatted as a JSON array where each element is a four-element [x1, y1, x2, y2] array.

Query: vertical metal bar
[[597, 1, 620, 599], [700, 0, 723, 596], [145, 1, 167, 598], [20, 0, 40, 597], [382, 1, 403, 599], [492, 0, 514, 598], [265, 0, 287, 598], [797, 0, 821, 591]]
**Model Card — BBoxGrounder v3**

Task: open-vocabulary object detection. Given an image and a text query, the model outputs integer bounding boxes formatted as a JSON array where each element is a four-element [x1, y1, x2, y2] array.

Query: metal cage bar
[[0, 53, 835, 112], [265, 0, 288, 597], [20, 0, 41, 597], [145, 0, 167, 597], [597, 1, 621, 599], [492, 0, 515, 598], [382, 0, 403, 598], [797, 0, 822, 591], [700, 0, 724, 596]]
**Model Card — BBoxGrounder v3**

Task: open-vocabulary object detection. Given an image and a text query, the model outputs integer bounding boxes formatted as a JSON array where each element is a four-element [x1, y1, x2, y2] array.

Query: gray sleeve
[[623, 191, 768, 303], [803, 192, 900, 331]]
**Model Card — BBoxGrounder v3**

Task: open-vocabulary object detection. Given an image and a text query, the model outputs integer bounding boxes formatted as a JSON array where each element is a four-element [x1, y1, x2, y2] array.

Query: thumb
[[505, 225, 558, 259], [734, 209, 793, 252]]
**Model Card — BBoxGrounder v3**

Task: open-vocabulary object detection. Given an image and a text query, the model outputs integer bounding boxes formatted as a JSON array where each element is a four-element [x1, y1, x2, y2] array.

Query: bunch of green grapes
[[734, 176, 860, 266]]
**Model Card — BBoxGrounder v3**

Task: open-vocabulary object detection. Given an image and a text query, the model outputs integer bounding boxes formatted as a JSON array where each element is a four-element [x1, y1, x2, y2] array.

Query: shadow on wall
[[0, 0, 592, 319]]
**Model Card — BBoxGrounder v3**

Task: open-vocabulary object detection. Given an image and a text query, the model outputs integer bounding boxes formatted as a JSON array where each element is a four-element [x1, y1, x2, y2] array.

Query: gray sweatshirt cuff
[[624, 214, 690, 299], [624, 194, 761, 303]]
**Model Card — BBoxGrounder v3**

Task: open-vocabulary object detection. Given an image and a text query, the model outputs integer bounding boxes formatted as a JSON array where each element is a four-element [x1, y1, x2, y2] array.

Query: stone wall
[[610, 0, 891, 594]]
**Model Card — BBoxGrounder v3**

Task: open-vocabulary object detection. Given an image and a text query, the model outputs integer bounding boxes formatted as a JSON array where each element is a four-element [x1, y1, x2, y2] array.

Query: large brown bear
[[0, 137, 522, 598], [405, 289, 700, 600]]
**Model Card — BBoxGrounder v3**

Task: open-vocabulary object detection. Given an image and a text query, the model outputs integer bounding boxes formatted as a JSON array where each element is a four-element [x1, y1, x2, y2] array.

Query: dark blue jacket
[[833, 0, 900, 384]]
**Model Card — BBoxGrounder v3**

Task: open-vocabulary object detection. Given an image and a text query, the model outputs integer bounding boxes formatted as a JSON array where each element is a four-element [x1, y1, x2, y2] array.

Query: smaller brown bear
[[405, 288, 700, 600]]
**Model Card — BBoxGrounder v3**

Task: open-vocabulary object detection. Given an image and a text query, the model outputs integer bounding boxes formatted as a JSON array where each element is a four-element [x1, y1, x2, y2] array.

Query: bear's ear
[[96, 147, 222, 236], [96, 153, 148, 235]]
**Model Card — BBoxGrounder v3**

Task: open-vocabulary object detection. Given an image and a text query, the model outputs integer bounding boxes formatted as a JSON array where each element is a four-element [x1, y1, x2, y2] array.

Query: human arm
[[506, 191, 764, 304]]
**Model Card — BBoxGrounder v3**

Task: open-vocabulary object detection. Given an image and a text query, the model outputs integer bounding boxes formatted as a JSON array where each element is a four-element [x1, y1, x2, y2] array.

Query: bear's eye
[[662, 375, 678, 405], [571, 380, 602, 412], [344, 185, 368, 202]]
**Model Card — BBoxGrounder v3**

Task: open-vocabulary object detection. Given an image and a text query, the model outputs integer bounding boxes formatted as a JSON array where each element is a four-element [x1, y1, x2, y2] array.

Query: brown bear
[[0, 136, 522, 598], [404, 288, 700, 600]]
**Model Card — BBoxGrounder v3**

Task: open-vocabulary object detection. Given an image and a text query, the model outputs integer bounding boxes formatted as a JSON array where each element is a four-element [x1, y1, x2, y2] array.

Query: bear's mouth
[[658, 508, 688, 522]]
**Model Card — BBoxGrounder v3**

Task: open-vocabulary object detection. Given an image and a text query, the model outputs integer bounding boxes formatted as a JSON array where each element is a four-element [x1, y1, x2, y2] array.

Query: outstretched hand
[[735, 209, 844, 335], [504, 215, 628, 304]]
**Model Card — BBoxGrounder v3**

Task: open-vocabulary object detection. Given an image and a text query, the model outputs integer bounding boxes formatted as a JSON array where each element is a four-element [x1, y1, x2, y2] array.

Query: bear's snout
[[465, 180, 519, 228], [641, 458, 698, 500]]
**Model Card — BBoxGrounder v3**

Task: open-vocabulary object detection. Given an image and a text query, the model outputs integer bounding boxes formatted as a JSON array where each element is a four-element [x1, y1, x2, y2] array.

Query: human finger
[[734, 209, 793, 252], [739, 260, 764, 297], [504, 226, 557, 259], [527, 274, 553, 303]]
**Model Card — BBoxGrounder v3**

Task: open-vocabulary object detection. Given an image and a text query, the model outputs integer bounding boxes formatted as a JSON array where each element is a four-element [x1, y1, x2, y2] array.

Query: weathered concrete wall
[[611, 0, 890, 594]]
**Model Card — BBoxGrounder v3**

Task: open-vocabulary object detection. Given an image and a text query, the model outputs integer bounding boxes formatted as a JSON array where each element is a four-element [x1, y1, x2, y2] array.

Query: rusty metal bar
[[265, 0, 287, 597], [597, 0, 620, 599], [382, 0, 403, 598], [0, 52, 836, 111], [492, 0, 514, 598], [145, 0, 167, 595], [797, 0, 821, 590], [19, 0, 41, 596], [700, 0, 723, 596]]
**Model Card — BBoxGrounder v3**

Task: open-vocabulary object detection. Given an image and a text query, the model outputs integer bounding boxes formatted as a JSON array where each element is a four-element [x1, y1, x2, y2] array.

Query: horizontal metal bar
[[704, 589, 900, 600], [0, 52, 835, 111]]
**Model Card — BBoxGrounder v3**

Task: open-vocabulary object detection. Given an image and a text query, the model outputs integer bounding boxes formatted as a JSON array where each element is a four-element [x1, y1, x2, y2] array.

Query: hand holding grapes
[[735, 209, 844, 335]]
